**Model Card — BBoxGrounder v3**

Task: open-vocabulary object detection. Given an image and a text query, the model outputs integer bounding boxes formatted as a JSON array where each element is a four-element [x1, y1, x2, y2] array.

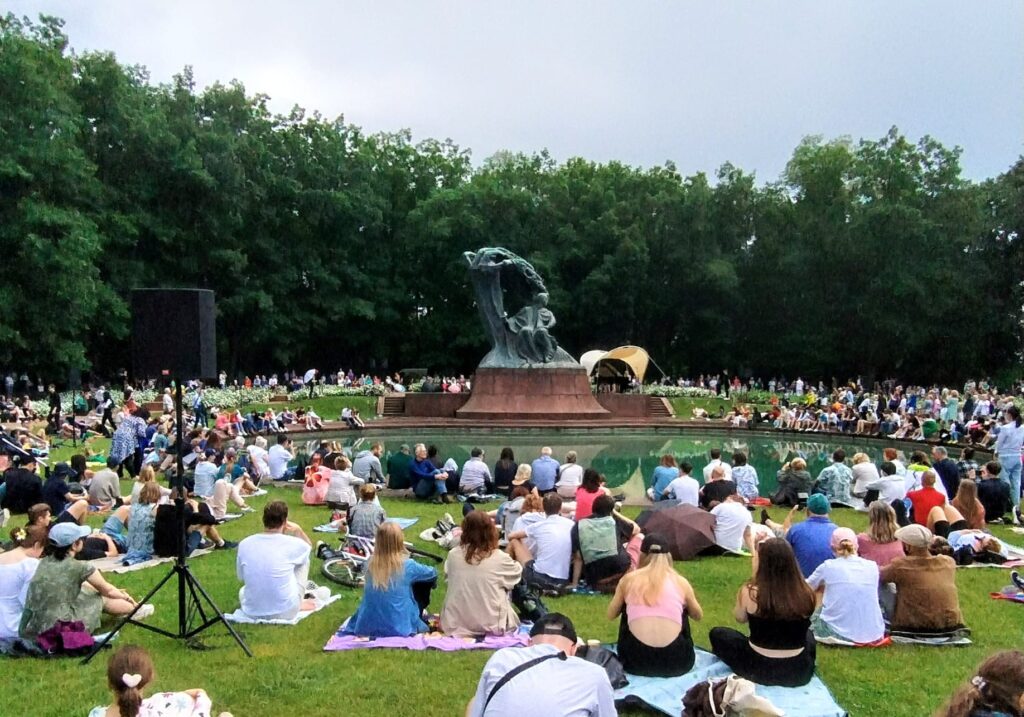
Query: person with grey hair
[[459, 448, 493, 495], [556, 450, 584, 499], [931, 445, 961, 499], [531, 447, 560, 494]]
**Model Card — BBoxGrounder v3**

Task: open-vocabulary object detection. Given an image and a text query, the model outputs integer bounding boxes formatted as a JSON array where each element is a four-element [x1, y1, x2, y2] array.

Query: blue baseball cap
[[48, 523, 91, 547]]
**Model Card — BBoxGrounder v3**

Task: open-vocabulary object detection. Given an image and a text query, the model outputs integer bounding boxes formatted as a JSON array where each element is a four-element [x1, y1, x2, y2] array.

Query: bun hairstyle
[[938, 650, 1024, 717], [107, 645, 154, 717]]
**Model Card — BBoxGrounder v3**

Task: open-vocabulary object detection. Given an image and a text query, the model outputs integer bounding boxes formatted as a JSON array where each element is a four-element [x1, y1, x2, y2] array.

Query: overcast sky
[[11, 1, 1023, 181]]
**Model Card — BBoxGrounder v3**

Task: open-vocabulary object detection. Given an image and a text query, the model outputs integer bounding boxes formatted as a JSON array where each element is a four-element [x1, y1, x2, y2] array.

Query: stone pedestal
[[456, 368, 610, 420]]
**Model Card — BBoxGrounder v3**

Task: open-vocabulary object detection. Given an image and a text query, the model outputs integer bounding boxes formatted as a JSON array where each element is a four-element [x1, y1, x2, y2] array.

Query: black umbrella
[[636, 503, 717, 560]]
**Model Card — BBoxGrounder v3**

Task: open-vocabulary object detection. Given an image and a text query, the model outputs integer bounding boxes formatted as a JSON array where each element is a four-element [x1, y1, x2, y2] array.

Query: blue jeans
[[101, 515, 127, 551], [999, 454, 1022, 509]]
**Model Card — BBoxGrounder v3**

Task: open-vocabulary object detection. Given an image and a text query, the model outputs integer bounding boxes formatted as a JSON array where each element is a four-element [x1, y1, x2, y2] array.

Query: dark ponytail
[[1010, 406, 1022, 428]]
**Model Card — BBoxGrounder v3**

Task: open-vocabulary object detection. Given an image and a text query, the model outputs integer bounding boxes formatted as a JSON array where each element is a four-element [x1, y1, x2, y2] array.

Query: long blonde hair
[[867, 501, 898, 544], [137, 465, 156, 484], [367, 522, 408, 588], [620, 552, 682, 606]]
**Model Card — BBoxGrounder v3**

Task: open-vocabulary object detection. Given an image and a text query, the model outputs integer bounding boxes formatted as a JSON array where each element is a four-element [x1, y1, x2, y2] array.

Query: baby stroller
[[317, 532, 443, 588]]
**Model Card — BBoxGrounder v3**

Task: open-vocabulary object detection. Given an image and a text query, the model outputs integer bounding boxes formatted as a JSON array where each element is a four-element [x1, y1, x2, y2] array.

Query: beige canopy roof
[[580, 345, 652, 382]]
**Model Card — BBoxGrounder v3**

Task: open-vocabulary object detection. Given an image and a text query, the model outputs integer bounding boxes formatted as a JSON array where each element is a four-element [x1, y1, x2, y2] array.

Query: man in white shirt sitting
[[507, 493, 574, 590], [466, 612, 616, 717], [459, 447, 493, 496], [555, 450, 585, 500], [702, 448, 733, 483], [247, 436, 271, 482], [268, 434, 295, 481], [710, 494, 753, 553], [663, 461, 700, 506], [236, 500, 313, 620]]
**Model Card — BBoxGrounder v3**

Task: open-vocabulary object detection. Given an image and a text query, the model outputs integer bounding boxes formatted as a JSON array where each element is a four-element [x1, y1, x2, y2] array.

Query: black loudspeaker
[[131, 289, 216, 379]]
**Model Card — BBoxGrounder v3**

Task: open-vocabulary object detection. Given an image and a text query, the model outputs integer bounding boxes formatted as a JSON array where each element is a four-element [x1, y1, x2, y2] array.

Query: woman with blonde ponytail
[[805, 527, 885, 644], [89, 644, 232, 716], [937, 650, 1024, 717]]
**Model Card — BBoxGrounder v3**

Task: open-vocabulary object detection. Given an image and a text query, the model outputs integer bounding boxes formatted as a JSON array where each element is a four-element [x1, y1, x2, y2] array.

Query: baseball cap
[[49, 522, 91, 547], [806, 494, 830, 515], [895, 524, 932, 548], [830, 527, 857, 550], [641, 532, 672, 555], [529, 613, 578, 643]]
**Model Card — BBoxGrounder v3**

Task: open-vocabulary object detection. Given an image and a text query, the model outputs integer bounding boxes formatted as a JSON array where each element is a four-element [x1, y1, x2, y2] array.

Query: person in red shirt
[[907, 470, 949, 528]]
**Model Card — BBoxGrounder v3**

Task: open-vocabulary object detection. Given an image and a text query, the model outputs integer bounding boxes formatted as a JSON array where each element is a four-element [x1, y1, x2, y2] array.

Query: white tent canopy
[[579, 346, 654, 382]]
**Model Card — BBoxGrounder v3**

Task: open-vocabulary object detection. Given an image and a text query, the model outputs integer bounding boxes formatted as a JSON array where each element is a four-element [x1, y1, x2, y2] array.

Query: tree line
[[2, 14, 1022, 385]]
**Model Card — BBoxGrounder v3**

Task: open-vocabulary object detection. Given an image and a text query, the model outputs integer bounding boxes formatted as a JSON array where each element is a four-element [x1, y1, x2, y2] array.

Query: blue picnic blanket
[[614, 648, 846, 716]]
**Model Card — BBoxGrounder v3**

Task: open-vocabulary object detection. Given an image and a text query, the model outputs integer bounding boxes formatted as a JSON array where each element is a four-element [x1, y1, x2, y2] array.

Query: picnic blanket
[[88, 547, 214, 574], [314, 517, 419, 533], [225, 594, 341, 625], [613, 648, 846, 717], [324, 620, 530, 652]]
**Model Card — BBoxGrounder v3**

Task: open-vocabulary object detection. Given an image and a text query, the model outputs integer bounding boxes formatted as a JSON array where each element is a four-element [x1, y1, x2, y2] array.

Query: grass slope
[[15, 440, 1021, 716]]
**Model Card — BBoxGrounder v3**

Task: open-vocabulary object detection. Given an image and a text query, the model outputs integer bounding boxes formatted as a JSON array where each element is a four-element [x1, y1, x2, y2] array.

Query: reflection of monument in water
[[456, 247, 611, 420]]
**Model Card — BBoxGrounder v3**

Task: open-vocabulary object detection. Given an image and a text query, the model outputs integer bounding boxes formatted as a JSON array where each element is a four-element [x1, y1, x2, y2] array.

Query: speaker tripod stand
[[83, 381, 251, 662]]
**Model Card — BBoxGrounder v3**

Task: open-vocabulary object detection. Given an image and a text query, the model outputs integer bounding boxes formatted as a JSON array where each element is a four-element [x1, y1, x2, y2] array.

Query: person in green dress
[[19, 523, 153, 639]]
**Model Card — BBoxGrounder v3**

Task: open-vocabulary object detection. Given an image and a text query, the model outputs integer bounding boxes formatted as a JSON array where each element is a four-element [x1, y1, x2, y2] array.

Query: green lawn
[[220, 395, 379, 421], [16, 439, 1022, 716]]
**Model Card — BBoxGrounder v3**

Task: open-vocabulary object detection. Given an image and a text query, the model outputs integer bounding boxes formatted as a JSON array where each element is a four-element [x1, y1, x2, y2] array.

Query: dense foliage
[[2, 15, 1021, 383]]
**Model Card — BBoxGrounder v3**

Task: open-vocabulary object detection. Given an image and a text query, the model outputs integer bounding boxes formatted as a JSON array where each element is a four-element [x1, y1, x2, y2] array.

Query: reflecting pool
[[299, 430, 911, 502]]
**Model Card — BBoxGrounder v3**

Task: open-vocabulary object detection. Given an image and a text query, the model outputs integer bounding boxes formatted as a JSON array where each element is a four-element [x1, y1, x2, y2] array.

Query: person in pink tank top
[[606, 533, 703, 677]]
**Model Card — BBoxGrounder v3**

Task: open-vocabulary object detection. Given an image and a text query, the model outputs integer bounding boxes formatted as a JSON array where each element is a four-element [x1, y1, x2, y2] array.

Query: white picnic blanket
[[224, 594, 341, 625], [89, 547, 215, 574]]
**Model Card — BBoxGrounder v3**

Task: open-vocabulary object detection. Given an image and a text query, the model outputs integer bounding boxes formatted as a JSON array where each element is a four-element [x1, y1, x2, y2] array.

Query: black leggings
[[617, 614, 695, 677], [411, 578, 436, 613], [709, 627, 816, 687]]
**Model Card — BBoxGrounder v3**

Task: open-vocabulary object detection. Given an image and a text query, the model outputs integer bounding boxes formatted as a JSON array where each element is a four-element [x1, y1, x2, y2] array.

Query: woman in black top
[[709, 538, 816, 687], [493, 448, 517, 496]]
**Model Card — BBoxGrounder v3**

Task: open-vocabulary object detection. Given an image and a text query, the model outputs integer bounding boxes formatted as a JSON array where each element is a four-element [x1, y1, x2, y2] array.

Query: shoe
[[760, 509, 770, 525], [1013, 506, 1022, 526], [442, 494, 453, 504], [316, 540, 329, 559], [240, 506, 256, 514], [134, 604, 155, 621], [216, 540, 239, 550], [197, 540, 214, 550], [1012, 571, 1024, 592]]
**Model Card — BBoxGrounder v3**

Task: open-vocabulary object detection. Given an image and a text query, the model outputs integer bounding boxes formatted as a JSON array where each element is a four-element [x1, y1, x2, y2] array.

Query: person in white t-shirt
[[664, 462, 700, 506], [507, 493, 575, 587], [467, 612, 616, 717], [236, 500, 313, 620], [805, 527, 885, 644], [555, 451, 585, 500], [702, 449, 733, 483], [247, 436, 271, 482], [710, 495, 752, 552], [268, 435, 295, 480]]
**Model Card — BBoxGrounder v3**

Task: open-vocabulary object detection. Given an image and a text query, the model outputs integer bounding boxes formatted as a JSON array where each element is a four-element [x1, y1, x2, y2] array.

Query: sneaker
[[1012, 570, 1024, 592], [216, 540, 239, 550], [316, 540, 329, 559], [197, 540, 214, 550], [134, 604, 155, 621], [1013, 506, 1022, 526], [240, 506, 256, 514]]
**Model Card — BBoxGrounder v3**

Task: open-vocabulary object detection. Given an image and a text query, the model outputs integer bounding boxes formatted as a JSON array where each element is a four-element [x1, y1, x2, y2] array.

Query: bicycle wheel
[[320, 558, 365, 588]]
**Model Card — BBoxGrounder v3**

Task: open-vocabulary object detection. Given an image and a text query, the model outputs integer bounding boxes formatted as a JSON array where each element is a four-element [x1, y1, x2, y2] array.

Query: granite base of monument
[[455, 368, 610, 421]]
